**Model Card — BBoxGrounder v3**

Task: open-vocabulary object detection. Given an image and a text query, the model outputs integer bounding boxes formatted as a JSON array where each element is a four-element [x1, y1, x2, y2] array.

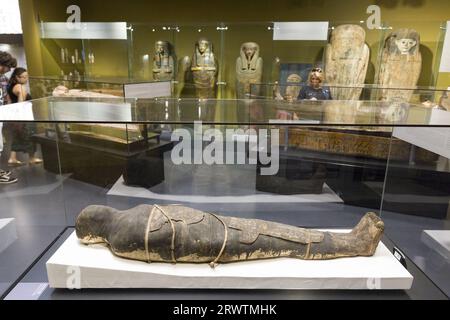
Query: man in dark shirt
[[0, 51, 18, 184]]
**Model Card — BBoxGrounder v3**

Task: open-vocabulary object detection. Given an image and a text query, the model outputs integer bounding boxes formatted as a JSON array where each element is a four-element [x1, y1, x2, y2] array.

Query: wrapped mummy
[[76, 204, 385, 267]]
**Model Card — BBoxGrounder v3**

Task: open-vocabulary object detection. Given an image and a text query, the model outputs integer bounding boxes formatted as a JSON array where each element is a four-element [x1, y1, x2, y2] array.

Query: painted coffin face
[[156, 43, 166, 54], [286, 74, 301, 83], [198, 40, 209, 54], [395, 38, 417, 54], [243, 45, 256, 59]]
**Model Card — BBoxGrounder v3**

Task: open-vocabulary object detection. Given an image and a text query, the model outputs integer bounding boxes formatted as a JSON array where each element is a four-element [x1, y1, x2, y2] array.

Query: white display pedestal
[[47, 231, 413, 290], [124, 81, 171, 99], [0, 218, 17, 254], [108, 176, 343, 204], [422, 230, 450, 260]]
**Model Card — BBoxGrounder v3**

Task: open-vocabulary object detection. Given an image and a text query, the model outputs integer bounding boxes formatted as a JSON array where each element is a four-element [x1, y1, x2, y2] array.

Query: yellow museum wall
[[19, 0, 450, 93], [19, 0, 75, 76], [437, 73, 450, 89]]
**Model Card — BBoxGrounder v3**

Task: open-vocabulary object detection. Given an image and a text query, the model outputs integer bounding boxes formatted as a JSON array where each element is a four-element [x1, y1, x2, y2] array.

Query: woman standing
[[298, 68, 332, 101], [7, 68, 42, 165]]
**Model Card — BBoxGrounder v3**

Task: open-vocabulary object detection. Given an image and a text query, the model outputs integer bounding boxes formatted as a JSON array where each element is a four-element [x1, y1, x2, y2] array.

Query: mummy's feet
[[351, 213, 385, 256]]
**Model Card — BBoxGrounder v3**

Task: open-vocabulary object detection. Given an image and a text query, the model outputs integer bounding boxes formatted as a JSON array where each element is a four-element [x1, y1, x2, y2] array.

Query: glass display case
[[39, 22, 132, 79], [36, 19, 446, 103], [251, 82, 450, 105], [75, 20, 443, 100], [126, 21, 387, 100], [1, 96, 450, 298], [40, 20, 415, 99], [28, 75, 172, 100]]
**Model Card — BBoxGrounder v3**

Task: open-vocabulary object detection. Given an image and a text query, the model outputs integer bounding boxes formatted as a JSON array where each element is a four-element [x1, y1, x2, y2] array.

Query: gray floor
[[382, 211, 450, 296], [0, 163, 66, 299], [1, 154, 450, 299]]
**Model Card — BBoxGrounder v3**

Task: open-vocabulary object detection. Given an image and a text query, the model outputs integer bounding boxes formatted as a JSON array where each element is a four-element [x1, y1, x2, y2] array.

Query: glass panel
[[381, 123, 450, 297], [54, 121, 141, 225], [272, 23, 328, 82], [29, 76, 126, 99], [2, 96, 447, 126], [82, 38, 129, 79], [436, 21, 449, 89], [0, 121, 66, 298], [1, 98, 449, 297], [128, 23, 176, 81], [53, 121, 391, 231], [39, 24, 131, 80], [251, 82, 448, 105], [40, 38, 85, 78]]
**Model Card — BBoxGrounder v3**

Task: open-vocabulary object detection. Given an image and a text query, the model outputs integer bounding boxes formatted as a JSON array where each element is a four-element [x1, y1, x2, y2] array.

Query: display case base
[[47, 231, 413, 290], [256, 157, 327, 195], [0, 218, 17, 254], [422, 230, 450, 261], [34, 134, 173, 188], [108, 176, 343, 203]]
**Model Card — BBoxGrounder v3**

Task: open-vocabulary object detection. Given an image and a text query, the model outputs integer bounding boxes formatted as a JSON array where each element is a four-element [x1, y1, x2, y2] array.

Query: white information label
[[124, 81, 171, 99], [273, 22, 329, 41], [40, 22, 127, 40], [51, 101, 132, 122], [439, 21, 450, 72], [0, 0, 22, 34], [0, 102, 34, 121]]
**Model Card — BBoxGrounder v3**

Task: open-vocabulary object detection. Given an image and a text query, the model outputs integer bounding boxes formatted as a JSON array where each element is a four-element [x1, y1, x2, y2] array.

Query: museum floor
[[1, 151, 450, 300]]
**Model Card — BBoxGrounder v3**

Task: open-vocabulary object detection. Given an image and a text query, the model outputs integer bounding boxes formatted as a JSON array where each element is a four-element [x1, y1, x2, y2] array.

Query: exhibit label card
[[0, 0, 22, 34], [124, 82, 172, 99], [439, 21, 450, 72], [51, 101, 132, 122], [40, 22, 127, 40], [0, 101, 34, 121], [273, 22, 329, 41]]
